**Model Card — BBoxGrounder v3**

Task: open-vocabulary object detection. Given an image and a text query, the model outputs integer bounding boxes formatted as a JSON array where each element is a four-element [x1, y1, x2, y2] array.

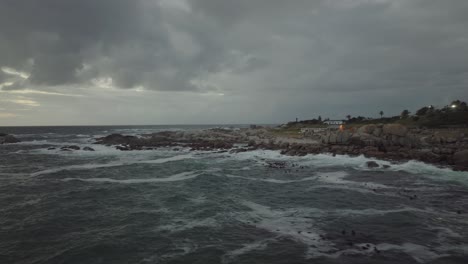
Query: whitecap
[[30, 154, 195, 176], [62, 171, 201, 184], [229, 150, 468, 185]]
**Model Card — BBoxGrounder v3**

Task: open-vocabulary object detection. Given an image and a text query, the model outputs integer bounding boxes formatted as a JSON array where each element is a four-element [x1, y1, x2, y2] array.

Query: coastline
[[2, 124, 467, 171], [89, 124, 468, 171]]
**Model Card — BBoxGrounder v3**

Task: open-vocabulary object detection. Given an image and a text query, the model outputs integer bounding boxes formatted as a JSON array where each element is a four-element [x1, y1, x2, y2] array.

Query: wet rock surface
[[94, 126, 468, 171], [0, 134, 21, 144]]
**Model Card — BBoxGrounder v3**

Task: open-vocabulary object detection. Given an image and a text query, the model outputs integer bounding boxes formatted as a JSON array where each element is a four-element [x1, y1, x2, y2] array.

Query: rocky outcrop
[[95, 134, 137, 145], [61, 145, 80, 151], [366, 161, 380, 168], [0, 134, 20, 144], [95, 129, 246, 151], [304, 124, 468, 170], [93, 126, 468, 171], [453, 150, 468, 171], [382, 124, 408, 137]]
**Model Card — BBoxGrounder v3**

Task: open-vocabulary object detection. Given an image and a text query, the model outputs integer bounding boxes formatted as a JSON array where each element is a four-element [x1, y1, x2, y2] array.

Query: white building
[[323, 120, 345, 129]]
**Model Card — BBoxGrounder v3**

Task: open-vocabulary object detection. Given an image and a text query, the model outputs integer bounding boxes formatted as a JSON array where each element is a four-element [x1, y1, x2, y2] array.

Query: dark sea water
[[1, 125, 468, 264]]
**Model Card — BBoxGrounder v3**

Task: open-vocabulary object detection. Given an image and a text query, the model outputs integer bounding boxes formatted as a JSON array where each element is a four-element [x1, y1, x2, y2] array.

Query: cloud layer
[[1, 0, 467, 125]]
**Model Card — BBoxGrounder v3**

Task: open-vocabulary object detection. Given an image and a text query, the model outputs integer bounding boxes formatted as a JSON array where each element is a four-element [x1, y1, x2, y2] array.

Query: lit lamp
[[451, 104, 457, 109]]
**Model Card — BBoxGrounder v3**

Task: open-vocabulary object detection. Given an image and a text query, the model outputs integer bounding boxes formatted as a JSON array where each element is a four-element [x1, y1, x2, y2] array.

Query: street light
[[451, 104, 457, 109]]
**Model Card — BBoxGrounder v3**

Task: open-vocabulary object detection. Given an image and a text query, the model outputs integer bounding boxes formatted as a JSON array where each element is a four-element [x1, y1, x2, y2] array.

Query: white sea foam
[[238, 200, 334, 255], [313, 242, 447, 262], [158, 217, 218, 232], [140, 154, 194, 164], [224, 174, 318, 184], [317, 171, 389, 189], [62, 171, 201, 184], [227, 150, 468, 185], [31, 162, 125, 177], [222, 239, 272, 262], [30, 154, 195, 177]]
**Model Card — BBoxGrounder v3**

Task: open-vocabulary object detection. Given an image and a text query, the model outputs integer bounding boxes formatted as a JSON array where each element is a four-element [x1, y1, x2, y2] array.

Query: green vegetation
[[281, 100, 468, 129], [348, 100, 468, 128]]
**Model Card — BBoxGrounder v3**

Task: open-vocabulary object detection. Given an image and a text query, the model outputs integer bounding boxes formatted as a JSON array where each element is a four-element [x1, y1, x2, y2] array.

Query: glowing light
[[451, 104, 457, 109]]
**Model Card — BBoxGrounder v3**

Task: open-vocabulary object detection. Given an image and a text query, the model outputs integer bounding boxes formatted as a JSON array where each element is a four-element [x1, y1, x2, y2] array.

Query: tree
[[318, 115, 322, 122], [416, 106, 429, 116], [401, 110, 410, 118], [461, 101, 467, 110], [346, 115, 351, 120], [379, 111, 384, 118]]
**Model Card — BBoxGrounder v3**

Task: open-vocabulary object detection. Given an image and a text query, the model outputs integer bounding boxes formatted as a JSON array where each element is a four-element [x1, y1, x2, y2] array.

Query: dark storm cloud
[[1, 0, 467, 110]]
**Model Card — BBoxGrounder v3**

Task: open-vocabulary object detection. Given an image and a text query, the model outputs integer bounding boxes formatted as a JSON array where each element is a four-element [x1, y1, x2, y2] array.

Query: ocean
[[1, 125, 468, 264]]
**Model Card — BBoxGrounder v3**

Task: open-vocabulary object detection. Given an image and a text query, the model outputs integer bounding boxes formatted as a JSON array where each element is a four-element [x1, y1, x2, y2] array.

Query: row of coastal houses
[[300, 120, 345, 135]]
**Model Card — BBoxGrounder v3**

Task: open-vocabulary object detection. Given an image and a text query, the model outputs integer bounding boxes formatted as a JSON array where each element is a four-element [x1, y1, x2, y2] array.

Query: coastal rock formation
[[453, 150, 468, 170], [94, 125, 468, 171], [95, 129, 247, 151], [95, 134, 137, 145], [382, 124, 408, 137], [61, 145, 80, 151], [366, 161, 380, 168], [0, 134, 21, 144]]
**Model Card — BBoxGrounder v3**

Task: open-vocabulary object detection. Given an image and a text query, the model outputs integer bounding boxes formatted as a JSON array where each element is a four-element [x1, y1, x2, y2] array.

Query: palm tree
[[379, 111, 384, 118]]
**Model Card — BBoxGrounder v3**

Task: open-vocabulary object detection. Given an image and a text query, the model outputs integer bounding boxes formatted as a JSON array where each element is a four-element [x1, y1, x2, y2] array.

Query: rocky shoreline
[[2, 125, 467, 171], [91, 125, 468, 171]]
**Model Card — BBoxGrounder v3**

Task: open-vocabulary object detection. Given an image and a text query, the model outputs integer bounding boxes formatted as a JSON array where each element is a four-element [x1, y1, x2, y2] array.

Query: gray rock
[[453, 150, 468, 170], [366, 161, 380, 168], [373, 128, 382, 137], [83, 147, 95, 151], [0, 134, 20, 144], [358, 125, 377, 135], [61, 145, 80, 151], [383, 124, 408, 137]]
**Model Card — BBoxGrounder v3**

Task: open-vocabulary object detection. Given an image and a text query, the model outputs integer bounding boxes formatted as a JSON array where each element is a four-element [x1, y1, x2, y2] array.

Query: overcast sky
[[1, 0, 467, 126]]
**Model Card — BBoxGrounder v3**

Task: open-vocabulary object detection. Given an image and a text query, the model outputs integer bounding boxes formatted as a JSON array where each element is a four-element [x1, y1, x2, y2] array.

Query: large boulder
[[357, 124, 377, 135], [453, 150, 468, 170], [366, 161, 380, 168], [383, 124, 408, 137], [0, 134, 20, 144], [336, 130, 352, 144], [433, 131, 463, 144], [373, 127, 383, 137], [95, 134, 137, 145]]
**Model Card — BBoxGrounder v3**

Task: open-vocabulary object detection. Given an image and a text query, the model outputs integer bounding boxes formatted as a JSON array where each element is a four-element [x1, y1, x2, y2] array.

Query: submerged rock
[[0, 134, 21, 144], [366, 161, 380, 168], [61, 145, 80, 151], [83, 147, 95, 151]]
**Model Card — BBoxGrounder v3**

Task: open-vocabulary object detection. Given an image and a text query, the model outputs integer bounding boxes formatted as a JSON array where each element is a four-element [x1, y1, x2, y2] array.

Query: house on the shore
[[324, 120, 345, 129]]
